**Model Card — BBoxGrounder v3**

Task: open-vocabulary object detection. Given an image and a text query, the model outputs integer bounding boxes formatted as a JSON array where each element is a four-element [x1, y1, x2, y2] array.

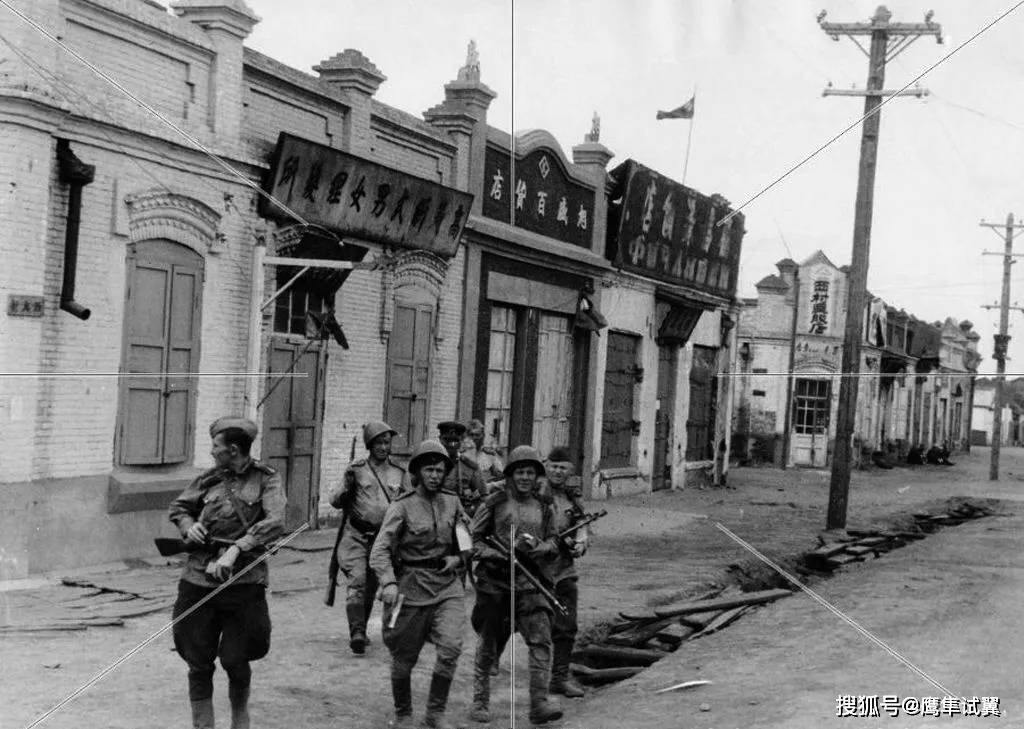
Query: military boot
[[420, 673, 454, 728], [528, 698, 563, 726], [190, 698, 215, 729], [228, 684, 250, 729], [347, 603, 367, 655], [549, 642, 584, 698], [390, 676, 414, 728], [469, 663, 491, 722]]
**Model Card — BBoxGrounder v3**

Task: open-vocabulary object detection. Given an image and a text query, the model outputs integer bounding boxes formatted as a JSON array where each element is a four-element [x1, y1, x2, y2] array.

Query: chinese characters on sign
[[835, 695, 1000, 718], [260, 133, 474, 259], [606, 160, 745, 298], [809, 280, 829, 334], [481, 146, 594, 249], [7, 295, 44, 318]]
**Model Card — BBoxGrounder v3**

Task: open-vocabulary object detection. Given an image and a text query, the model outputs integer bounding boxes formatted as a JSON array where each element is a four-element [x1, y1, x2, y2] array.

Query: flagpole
[[681, 86, 696, 186]]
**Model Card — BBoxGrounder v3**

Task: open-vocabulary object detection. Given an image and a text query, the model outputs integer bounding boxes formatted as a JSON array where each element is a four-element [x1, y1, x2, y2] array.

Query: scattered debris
[[653, 679, 711, 694]]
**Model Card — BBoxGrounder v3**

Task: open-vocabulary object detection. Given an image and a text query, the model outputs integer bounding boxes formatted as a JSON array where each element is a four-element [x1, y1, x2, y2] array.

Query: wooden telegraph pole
[[981, 214, 1024, 480], [819, 7, 942, 530]]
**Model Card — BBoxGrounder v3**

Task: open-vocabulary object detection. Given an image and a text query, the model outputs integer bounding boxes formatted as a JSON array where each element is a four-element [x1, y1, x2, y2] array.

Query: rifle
[[325, 435, 358, 607], [154, 536, 278, 557], [483, 535, 567, 616], [557, 509, 608, 541]]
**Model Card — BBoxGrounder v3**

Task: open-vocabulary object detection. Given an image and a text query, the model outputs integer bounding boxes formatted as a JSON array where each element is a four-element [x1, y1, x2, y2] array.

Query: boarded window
[[385, 302, 433, 455], [118, 241, 203, 465], [686, 345, 718, 460], [601, 332, 640, 468]]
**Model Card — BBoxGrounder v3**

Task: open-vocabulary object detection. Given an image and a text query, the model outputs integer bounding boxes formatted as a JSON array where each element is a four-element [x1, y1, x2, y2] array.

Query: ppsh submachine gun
[[557, 508, 608, 541], [154, 535, 277, 557], [483, 535, 568, 616]]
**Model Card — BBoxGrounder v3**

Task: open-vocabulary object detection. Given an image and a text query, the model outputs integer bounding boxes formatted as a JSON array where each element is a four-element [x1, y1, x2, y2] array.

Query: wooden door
[[686, 345, 718, 461], [262, 340, 326, 531], [601, 332, 639, 468], [532, 313, 575, 459], [119, 241, 202, 465], [653, 344, 678, 490], [484, 305, 517, 456], [385, 302, 433, 456]]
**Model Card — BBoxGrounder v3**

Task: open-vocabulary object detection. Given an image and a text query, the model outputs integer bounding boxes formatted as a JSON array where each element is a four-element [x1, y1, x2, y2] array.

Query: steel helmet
[[503, 445, 546, 478], [363, 421, 398, 447], [408, 439, 453, 476]]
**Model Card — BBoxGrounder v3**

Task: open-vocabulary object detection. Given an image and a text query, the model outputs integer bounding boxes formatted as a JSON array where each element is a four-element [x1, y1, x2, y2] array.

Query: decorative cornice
[[124, 188, 222, 255]]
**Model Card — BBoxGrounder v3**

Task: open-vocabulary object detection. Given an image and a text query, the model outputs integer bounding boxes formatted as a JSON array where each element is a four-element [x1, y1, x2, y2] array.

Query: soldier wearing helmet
[[369, 440, 471, 729], [437, 421, 487, 518], [468, 445, 563, 726], [328, 421, 406, 655]]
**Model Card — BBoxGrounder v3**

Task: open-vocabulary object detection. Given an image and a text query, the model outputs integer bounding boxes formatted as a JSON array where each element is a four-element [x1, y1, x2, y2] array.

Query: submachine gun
[[483, 535, 568, 616]]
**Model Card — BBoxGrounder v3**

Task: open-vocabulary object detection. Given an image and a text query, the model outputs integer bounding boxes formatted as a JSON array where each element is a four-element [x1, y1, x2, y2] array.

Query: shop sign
[[608, 160, 745, 298], [482, 145, 594, 249], [260, 133, 474, 259]]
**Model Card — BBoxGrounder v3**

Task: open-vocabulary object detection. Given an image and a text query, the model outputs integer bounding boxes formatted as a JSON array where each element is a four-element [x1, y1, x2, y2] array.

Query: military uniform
[[442, 453, 487, 518], [470, 473, 562, 724], [369, 441, 469, 729], [541, 477, 588, 696], [168, 417, 285, 729], [329, 455, 405, 650]]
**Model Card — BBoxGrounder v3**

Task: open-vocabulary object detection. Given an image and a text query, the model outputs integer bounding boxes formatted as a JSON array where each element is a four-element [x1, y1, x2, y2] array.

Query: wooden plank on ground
[[844, 546, 874, 556], [654, 622, 695, 646], [570, 663, 644, 685], [653, 588, 792, 619], [854, 536, 888, 547], [689, 606, 750, 640], [605, 617, 674, 647]]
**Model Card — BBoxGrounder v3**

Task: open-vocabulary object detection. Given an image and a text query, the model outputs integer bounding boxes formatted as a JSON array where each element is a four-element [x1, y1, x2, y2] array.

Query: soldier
[[328, 421, 406, 655], [369, 440, 470, 729], [469, 445, 563, 726], [437, 420, 487, 518], [168, 417, 286, 729], [539, 446, 589, 699], [464, 418, 504, 481]]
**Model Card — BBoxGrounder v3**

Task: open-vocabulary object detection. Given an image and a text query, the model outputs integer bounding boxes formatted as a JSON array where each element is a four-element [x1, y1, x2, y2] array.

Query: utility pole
[[818, 7, 942, 530], [980, 214, 1024, 479]]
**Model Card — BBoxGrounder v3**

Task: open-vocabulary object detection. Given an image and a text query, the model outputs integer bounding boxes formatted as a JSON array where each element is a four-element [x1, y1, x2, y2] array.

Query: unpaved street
[[2, 448, 1022, 729]]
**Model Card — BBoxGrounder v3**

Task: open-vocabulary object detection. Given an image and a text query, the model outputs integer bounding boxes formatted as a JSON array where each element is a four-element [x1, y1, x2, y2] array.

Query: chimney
[[171, 1, 260, 145], [314, 50, 386, 153]]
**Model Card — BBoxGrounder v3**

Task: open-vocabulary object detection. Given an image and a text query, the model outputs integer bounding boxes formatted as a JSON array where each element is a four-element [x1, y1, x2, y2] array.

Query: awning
[[656, 304, 703, 346]]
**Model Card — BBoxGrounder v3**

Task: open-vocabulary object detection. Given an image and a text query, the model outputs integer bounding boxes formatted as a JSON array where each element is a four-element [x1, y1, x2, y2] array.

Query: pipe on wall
[[56, 139, 95, 320]]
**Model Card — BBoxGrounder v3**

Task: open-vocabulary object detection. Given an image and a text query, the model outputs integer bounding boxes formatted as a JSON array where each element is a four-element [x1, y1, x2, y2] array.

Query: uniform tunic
[[168, 459, 285, 588], [471, 487, 558, 595], [442, 454, 487, 518]]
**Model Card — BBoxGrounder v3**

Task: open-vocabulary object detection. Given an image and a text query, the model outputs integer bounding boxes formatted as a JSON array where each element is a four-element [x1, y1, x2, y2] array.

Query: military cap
[[437, 421, 467, 437], [363, 421, 398, 447], [209, 416, 258, 440], [546, 445, 573, 463]]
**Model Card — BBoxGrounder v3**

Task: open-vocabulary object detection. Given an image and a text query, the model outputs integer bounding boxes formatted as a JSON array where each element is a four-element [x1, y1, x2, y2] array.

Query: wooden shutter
[[386, 302, 433, 455], [600, 332, 639, 468], [119, 243, 202, 465]]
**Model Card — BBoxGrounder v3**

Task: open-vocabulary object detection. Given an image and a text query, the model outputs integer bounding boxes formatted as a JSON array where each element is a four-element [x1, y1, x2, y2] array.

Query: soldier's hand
[[515, 533, 538, 552], [205, 545, 239, 582], [440, 556, 463, 574], [185, 522, 208, 545], [381, 583, 399, 605], [571, 537, 589, 558]]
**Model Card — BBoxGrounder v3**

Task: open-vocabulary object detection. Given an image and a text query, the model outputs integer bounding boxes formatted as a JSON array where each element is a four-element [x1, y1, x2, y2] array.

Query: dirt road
[[2, 447, 1020, 728]]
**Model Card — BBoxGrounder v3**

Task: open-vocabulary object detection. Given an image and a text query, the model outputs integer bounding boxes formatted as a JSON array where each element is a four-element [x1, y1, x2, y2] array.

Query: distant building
[[734, 252, 980, 468], [971, 379, 1019, 447]]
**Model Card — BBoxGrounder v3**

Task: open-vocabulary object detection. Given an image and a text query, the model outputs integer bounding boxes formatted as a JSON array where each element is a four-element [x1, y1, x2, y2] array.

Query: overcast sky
[[245, 0, 1024, 374]]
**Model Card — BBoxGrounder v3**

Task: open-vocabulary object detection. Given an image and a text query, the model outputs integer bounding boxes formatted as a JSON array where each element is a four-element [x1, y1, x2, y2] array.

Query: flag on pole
[[656, 96, 695, 120]]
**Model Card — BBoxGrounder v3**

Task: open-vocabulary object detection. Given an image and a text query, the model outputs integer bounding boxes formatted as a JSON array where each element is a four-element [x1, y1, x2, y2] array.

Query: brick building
[[735, 252, 980, 468], [0, 0, 472, 577]]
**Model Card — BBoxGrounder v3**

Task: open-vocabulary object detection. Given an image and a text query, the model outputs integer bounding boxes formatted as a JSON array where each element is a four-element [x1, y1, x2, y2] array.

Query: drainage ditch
[[570, 497, 1000, 688]]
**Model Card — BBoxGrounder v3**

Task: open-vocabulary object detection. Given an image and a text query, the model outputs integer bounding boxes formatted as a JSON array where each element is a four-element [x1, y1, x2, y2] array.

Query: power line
[[719, 0, 1024, 226]]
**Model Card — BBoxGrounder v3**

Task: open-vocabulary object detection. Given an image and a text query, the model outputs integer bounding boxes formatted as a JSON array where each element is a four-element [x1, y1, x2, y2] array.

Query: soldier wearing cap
[[437, 421, 487, 518], [168, 416, 285, 729], [369, 440, 471, 729], [469, 445, 563, 726], [328, 421, 406, 655], [538, 445, 588, 699]]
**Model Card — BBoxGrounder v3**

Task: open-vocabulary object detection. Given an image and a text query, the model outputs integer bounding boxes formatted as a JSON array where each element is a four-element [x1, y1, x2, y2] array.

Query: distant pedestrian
[[168, 417, 286, 729], [437, 420, 487, 517], [328, 421, 406, 655], [464, 418, 504, 481], [369, 440, 471, 729]]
